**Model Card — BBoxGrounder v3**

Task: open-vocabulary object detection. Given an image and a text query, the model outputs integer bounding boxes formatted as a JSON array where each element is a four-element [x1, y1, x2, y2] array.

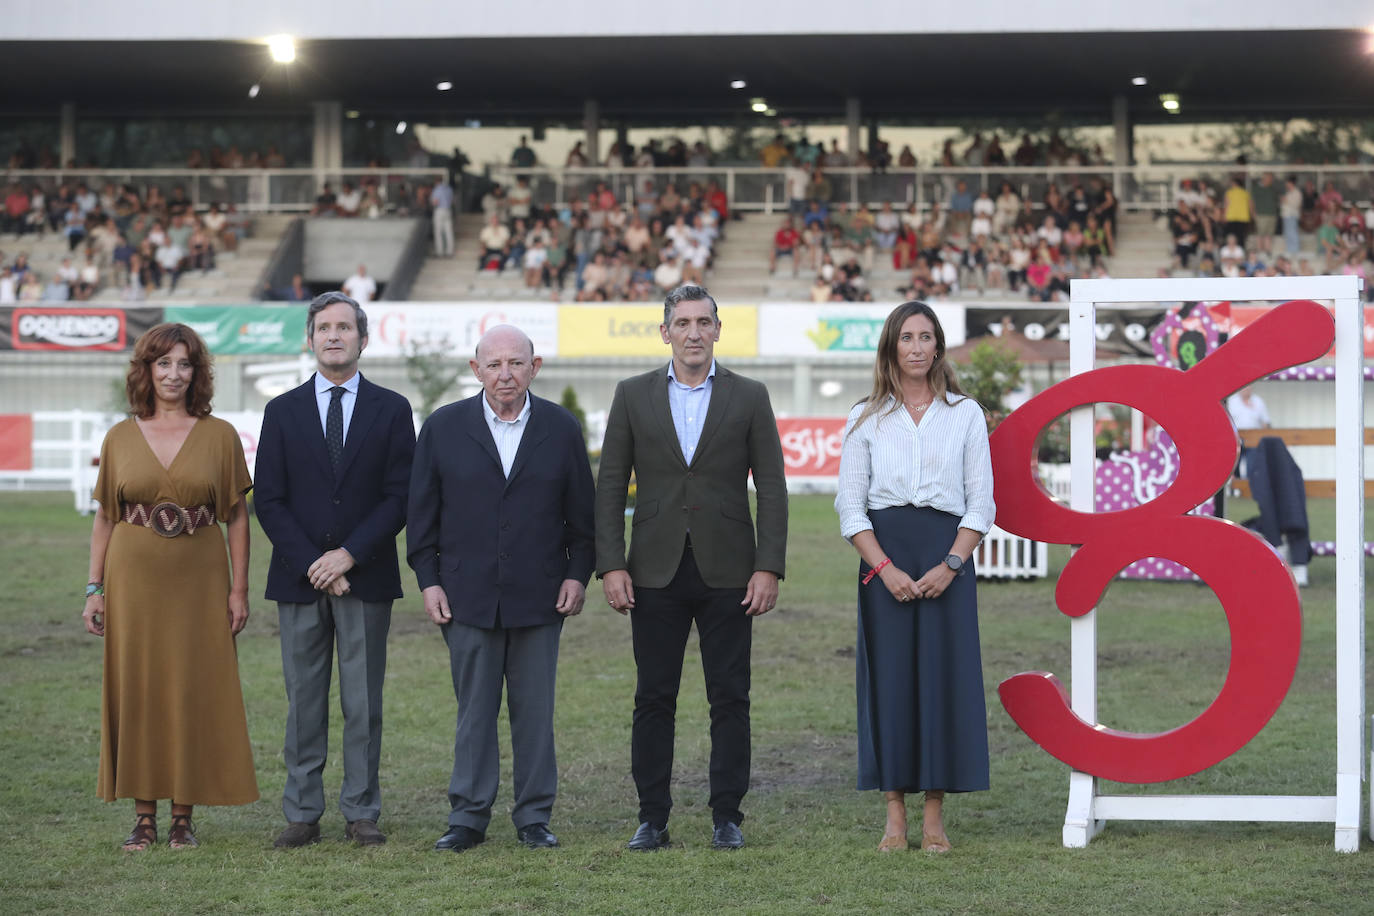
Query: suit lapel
[[335, 375, 381, 482], [295, 376, 333, 478], [505, 397, 550, 486], [648, 364, 688, 470], [690, 364, 734, 468], [464, 395, 503, 473]]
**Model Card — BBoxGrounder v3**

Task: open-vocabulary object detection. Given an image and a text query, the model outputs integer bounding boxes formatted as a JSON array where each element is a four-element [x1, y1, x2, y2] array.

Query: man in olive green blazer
[[596, 285, 788, 852]]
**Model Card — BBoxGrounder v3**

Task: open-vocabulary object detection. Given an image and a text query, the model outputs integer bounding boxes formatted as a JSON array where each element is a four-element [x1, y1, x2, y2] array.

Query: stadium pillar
[[1112, 95, 1133, 197], [583, 100, 600, 165], [845, 98, 861, 159], [59, 103, 75, 166], [312, 101, 343, 180]]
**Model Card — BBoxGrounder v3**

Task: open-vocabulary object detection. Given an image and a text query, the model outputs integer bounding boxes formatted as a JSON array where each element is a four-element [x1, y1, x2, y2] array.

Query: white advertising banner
[[757, 303, 965, 358], [364, 303, 561, 358]]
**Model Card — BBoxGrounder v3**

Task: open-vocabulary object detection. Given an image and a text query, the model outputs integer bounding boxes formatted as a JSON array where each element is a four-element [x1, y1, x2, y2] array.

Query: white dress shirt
[[667, 360, 715, 464], [314, 371, 360, 442], [835, 394, 995, 540], [482, 391, 532, 478]]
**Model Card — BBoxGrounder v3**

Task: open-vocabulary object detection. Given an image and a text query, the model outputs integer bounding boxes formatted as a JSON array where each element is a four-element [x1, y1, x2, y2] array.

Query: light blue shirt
[[667, 359, 715, 464], [314, 371, 360, 443], [431, 182, 454, 210]]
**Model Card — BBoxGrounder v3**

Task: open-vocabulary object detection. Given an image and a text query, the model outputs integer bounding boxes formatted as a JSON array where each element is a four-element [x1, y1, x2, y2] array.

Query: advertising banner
[[163, 306, 306, 355], [964, 306, 1164, 357], [557, 305, 758, 358], [757, 303, 965, 358], [0, 306, 163, 351], [0, 414, 33, 470], [776, 416, 846, 479], [364, 303, 560, 357]]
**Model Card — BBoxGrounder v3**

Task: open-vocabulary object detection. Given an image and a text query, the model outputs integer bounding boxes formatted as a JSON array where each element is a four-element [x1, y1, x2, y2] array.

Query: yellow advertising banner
[[557, 305, 758, 358]]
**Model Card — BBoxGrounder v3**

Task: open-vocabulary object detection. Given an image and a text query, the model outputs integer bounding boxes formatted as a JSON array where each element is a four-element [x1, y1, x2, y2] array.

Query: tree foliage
[[405, 336, 462, 420], [955, 341, 1023, 429]]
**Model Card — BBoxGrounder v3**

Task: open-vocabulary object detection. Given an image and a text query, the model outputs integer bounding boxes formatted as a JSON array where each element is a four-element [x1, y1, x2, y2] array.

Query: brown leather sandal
[[122, 813, 157, 852], [168, 813, 199, 849]]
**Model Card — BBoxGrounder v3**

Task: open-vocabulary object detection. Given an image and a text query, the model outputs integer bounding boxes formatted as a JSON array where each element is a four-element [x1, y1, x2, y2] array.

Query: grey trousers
[[443, 619, 562, 833], [278, 595, 392, 824]]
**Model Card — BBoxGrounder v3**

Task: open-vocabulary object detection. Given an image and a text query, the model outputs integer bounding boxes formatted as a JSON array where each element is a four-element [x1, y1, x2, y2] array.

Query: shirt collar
[[315, 371, 360, 396], [482, 391, 532, 426], [667, 359, 716, 389]]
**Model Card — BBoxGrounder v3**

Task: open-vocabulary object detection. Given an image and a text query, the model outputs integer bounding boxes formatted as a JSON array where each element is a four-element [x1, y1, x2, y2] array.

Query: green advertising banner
[[162, 306, 306, 355]]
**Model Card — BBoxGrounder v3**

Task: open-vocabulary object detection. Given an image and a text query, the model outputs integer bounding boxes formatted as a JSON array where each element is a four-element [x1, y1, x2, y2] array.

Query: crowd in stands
[[1, 178, 247, 302], [476, 163, 732, 301], [767, 165, 1118, 302], [1161, 173, 1373, 295]]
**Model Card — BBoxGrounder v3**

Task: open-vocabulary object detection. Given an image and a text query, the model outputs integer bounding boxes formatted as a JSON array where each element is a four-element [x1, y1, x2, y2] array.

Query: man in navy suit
[[254, 291, 415, 848], [408, 325, 594, 853]]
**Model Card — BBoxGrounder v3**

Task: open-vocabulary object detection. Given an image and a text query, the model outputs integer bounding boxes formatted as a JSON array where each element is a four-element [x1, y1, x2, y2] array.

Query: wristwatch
[[942, 554, 964, 576], [85, 583, 104, 598]]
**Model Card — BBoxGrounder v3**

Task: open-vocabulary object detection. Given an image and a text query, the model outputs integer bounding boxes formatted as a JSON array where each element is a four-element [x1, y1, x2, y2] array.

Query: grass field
[[1, 491, 1371, 915]]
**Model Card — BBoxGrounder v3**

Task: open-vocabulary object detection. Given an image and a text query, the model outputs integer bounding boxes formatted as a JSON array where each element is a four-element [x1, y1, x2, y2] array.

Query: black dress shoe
[[626, 822, 670, 851], [711, 821, 744, 850], [516, 823, 559, 848], [434, 825, 485, 852]]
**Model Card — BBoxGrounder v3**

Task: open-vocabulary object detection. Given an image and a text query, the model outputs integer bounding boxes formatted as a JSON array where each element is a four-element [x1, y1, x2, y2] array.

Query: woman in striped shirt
[[835, 301, 995, 853]]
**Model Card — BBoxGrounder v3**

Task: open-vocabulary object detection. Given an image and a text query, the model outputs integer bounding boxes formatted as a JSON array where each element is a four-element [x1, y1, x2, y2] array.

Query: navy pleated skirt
[[856, 505, 990, 793]]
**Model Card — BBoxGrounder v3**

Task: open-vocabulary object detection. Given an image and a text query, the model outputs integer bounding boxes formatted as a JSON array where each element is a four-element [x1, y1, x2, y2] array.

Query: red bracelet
[[862, 558, 891, 585]]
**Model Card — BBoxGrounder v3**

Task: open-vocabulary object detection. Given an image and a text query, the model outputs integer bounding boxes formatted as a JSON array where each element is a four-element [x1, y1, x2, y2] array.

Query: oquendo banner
[[0, 306, 163, 351]]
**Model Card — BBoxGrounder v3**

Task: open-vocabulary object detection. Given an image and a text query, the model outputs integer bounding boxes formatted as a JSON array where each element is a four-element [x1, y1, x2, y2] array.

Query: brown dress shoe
[[274, 821, 322, 848], [346, 819, 387, 846]]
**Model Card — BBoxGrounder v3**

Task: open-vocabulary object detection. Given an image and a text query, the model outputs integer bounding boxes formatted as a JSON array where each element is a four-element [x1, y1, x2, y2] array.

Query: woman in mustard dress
[[81, 323, 257, 851]]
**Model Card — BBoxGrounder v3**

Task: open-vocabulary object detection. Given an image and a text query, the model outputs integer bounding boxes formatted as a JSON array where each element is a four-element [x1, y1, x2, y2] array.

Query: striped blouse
[[834, 394, 996, 540]]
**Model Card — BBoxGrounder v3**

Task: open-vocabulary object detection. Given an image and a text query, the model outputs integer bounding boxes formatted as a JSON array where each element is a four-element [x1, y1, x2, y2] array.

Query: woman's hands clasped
[[879, 562, 956, 603]]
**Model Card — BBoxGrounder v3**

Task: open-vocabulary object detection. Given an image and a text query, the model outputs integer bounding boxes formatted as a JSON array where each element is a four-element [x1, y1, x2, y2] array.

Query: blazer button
[[500, 552, 510, 560], [687, 471, 695, 479], [332, 497, 341, 505]]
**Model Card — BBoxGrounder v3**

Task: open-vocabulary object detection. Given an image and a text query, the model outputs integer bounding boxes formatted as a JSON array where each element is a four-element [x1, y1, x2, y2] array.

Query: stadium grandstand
[[1, 4, 1371, 428]]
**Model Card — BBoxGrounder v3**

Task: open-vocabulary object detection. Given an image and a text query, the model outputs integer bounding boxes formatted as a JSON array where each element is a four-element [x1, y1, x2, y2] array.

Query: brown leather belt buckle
[[150, 501, 190, 538]]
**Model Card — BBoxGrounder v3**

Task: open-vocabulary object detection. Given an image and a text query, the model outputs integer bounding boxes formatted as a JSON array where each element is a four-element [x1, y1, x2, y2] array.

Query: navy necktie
[[326, 386, 345, 472]]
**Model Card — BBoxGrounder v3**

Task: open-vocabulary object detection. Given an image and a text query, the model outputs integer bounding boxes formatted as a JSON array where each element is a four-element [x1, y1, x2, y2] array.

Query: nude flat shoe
[[878, 832, 909, 852]]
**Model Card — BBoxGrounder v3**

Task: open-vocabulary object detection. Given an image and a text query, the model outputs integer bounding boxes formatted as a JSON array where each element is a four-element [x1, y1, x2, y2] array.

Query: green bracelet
[[85, 583, 104, 598]]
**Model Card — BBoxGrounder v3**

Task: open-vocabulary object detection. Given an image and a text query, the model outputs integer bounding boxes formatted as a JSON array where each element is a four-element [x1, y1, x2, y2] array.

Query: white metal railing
[[487, 163, 1374, 216], [0, 410, 116, 512], [0, 167, 448, 213], [974, 524, 1049, 579]]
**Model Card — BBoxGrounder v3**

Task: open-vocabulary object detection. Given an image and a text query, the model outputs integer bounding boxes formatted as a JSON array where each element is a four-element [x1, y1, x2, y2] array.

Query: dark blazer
[[255, 373, 415, 604], [595, 362, 788, 589], [407, 393, 595, 629]]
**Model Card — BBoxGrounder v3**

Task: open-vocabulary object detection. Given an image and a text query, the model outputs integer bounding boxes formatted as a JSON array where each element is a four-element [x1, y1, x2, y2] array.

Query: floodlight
[[268, 35, 296, 64], [751, 99, 768, 113], [1131, 76, 1147, 86], [730, 79, 747, 89], [437, 81, 453, 91], [247, 84, 260, 99], [396, 121, 408, 134]]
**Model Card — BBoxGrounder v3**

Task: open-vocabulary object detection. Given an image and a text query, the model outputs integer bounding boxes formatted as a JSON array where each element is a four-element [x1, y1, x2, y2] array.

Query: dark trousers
[[278, 596, 392, 824], [630, 545, 752, 828]]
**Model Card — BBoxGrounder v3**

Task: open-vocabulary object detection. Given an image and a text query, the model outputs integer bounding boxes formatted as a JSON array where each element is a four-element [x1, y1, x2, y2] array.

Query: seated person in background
[[800, 220, 827, 273], [272, 273, 311, 302], [188, 222, 216, 273], [803, 200, 829, 231], [810, 272, 833, 302], [652, 250, 683, 294], [19, 270, 44, 301], [63, 202, 87, 252], [1061, 221, 1085, 266], [1036, 215, 1063, 253], [311, 183, 339, 217], [677, 234, 709, 285], [578, 251, 610, 300], [770, 217, 800, 276], [840, 204, 876, 270], [478, 215, 511, 270], [622, 215, 652, 268], [43, 271, 71, 301], [873, 203, 900, 252], [335, 182, 362, 217], [523, 238, 549, 288], [155, 237, 187, 290], [74, 254, 100, 300], [893, 223, 919, 271], [167, 214, 193, 251], [605, 252, 631, 299]]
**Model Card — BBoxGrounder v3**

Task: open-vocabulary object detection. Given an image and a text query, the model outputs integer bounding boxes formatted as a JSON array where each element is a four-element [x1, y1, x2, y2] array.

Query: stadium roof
[[2, 31, 1371, 123]]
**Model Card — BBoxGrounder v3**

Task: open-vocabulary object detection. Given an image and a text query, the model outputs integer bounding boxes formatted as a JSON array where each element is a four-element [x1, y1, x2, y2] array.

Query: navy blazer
[[255, 373, 415, 603], [406, 393, 595, 630]]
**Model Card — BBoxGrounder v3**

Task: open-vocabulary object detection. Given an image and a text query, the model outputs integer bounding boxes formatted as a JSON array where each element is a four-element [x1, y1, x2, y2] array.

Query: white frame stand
[[1064, 276, 1365, 852]]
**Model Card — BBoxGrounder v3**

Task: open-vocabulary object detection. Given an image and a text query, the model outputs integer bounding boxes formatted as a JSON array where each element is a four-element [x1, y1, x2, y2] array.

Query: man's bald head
[[475, 324, 535, 362], [471, 324, 541, 420]]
